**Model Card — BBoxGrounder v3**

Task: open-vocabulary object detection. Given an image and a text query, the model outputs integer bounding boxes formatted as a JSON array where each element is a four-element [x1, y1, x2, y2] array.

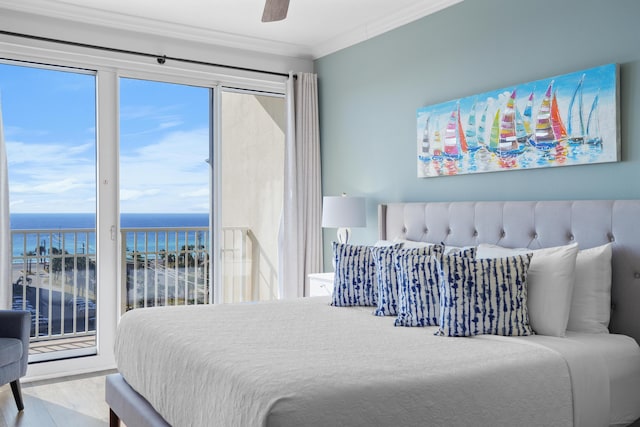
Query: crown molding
[[311, 0, 463, 58]]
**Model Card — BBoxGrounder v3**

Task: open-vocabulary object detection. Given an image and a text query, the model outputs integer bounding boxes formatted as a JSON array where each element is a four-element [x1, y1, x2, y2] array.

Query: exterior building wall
[[221, 92, 284, 301]]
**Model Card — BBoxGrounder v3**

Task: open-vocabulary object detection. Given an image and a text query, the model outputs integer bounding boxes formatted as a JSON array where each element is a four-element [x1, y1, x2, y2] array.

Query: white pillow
[[567, 243, 612, 333], [392, 239, 467, 255], [392, 238, 431, 248], [477, 242, 579, 337], [444, 245, 479, 255]]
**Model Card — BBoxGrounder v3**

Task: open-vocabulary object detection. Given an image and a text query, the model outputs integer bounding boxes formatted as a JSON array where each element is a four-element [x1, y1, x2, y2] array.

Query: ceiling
[[0, 0, 462, 59]]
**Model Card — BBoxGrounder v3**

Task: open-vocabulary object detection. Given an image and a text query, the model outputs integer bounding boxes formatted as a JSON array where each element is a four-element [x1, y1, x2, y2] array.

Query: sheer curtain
[[278, 72, 323, 299], [0, 99, 11, 309]]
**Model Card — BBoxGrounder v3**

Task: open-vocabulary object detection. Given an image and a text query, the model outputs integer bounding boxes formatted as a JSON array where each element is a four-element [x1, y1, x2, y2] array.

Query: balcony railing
[[11, 228, 97, 361], [11, 225, 278, 359], [122, 226, 278, 308], [121, 227, 210, 311], [220, 227, 278, 303]]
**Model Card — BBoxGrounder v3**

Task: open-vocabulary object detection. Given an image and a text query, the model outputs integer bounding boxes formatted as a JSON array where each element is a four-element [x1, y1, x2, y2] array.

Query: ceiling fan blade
[[262, 0, 290, 22]]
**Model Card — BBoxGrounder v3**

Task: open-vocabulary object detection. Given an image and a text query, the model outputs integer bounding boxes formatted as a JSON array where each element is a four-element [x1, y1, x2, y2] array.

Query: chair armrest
[[0, 310, 30, 343], [0, 310, 30, 375]]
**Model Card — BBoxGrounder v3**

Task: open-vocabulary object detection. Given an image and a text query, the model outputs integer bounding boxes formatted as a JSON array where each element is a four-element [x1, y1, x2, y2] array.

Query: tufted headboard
[[378, 200, 640, 344]]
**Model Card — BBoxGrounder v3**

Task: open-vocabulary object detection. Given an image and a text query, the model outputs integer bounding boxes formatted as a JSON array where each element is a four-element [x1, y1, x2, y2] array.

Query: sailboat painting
[[417, 63, 619, 178]]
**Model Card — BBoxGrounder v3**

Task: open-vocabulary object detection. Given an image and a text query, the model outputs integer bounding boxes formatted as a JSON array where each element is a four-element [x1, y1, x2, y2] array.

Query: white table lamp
[[322, 194, 366, 244]]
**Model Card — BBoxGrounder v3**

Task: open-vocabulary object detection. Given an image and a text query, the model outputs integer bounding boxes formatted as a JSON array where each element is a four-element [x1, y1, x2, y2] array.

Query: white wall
[[221, 92, 284, 301]]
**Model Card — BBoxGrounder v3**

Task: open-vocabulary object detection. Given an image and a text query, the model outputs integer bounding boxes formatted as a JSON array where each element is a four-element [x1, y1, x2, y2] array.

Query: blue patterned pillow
[[438, 253, 534, 337], [394, 251, 443, 327], [371, 245, 442, 316], [331, 242, 380, 307]]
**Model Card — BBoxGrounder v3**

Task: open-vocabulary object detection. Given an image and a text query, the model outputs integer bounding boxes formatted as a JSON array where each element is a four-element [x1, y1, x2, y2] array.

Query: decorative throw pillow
[[476, 242, 579, 337], [331, 242, 380, 307], [394, 251, 442, 327], [371, 245, 442, 317], [437, 253, 534, 337], [567, 243, 612, 333]]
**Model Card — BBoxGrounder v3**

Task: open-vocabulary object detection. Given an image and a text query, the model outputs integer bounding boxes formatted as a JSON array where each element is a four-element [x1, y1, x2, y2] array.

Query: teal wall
[[315, 0, 640, 267]]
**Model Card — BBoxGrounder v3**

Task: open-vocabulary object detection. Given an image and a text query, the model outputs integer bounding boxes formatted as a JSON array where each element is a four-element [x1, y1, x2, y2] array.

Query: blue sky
[[0, 62, 210, 213]]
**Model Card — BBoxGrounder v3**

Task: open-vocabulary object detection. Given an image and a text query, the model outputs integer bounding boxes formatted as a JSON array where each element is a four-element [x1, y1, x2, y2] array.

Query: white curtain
[[278, 72, 323, 299], [0, 99, 11, 309]]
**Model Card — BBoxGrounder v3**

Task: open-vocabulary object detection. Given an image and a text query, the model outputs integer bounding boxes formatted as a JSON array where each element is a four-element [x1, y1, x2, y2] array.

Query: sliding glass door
[[219, 89, 284, 303], [118, 81, 286, 307], [1, 61, 98, 362], [1, 60, 286, 366], [119, 78, 210, 310]]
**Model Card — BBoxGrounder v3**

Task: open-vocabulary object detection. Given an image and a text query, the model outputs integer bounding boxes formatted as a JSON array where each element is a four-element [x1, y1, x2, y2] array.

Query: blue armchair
[[0, 310, 30, 411]]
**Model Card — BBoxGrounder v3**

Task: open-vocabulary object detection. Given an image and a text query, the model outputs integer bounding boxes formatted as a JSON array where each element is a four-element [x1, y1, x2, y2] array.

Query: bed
[[106, 200, 640, 427]]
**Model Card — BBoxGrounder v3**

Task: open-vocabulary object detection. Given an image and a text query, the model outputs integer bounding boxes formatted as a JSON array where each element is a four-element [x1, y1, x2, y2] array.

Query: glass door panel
[[119, 78, 210, 311], [1, 62, 97, 362], [220, 90, 284, 302]]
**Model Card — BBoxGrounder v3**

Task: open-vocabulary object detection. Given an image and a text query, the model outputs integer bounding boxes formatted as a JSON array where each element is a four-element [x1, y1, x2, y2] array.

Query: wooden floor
[[0, 371, 116, 427]]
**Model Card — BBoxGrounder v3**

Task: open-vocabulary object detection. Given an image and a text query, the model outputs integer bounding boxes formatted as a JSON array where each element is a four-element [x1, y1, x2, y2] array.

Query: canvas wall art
[[416, 63, 619, 178]]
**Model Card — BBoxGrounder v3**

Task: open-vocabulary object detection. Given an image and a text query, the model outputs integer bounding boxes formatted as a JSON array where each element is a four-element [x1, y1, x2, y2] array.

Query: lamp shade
[[321, 196, 366, 228]]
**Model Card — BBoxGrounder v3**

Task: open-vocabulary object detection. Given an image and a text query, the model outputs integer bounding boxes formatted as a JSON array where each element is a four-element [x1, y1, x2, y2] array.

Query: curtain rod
[[0, 30, 292, 78]]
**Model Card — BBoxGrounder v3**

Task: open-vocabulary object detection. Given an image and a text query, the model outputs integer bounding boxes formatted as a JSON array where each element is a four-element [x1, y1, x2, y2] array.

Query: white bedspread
[[562, 332, 640, 426], [115, 297, 581, 427]]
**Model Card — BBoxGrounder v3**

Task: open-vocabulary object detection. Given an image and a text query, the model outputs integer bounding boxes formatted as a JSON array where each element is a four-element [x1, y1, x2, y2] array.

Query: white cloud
[[159, 121, 183, 130], [32, 178, 87, 194], [120, 188, 162, 201], [181, 188, 210, 198], [4, 126, 49, 140], [120, 128, 209, 191], [120, 104, 185, 136], [119, 127, 210, 212], [6, 140, 93, 167], [8, 138, 97, 212], [120, 105, 163, 120], [8, 126, 209, 213]]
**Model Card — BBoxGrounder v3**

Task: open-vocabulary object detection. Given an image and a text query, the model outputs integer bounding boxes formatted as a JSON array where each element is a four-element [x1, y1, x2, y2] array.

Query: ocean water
[[10, 213, 209, 229], [10, 213, 209, 258]]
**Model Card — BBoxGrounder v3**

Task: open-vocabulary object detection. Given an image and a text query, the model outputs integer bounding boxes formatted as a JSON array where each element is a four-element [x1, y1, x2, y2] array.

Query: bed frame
[[106, 199, 640, 426]]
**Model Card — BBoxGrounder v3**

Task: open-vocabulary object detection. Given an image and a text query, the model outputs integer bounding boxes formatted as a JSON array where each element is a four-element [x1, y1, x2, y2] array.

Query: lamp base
[[337, 227, 351, 244]]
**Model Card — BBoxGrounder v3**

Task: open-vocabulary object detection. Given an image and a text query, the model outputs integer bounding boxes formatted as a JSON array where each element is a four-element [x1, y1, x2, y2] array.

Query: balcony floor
[[30, 336, 96, 356]]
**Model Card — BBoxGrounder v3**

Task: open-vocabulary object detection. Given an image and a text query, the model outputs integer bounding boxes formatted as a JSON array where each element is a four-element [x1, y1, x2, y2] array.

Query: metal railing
[[11, 225, 279, 350], [247, 229, 278, 301], [10, 229, 97, 343], [220, 227, 278, 303], [123, 226, 279, 308], [121, 227, 210, 311]]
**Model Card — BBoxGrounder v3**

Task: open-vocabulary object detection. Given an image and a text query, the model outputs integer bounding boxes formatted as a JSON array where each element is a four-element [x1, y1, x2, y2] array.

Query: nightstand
[[308, 272, 335, 297]]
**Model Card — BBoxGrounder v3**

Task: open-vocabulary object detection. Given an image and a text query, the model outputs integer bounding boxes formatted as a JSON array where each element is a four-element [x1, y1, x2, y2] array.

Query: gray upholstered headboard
[[378, 200, 640, 344]]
